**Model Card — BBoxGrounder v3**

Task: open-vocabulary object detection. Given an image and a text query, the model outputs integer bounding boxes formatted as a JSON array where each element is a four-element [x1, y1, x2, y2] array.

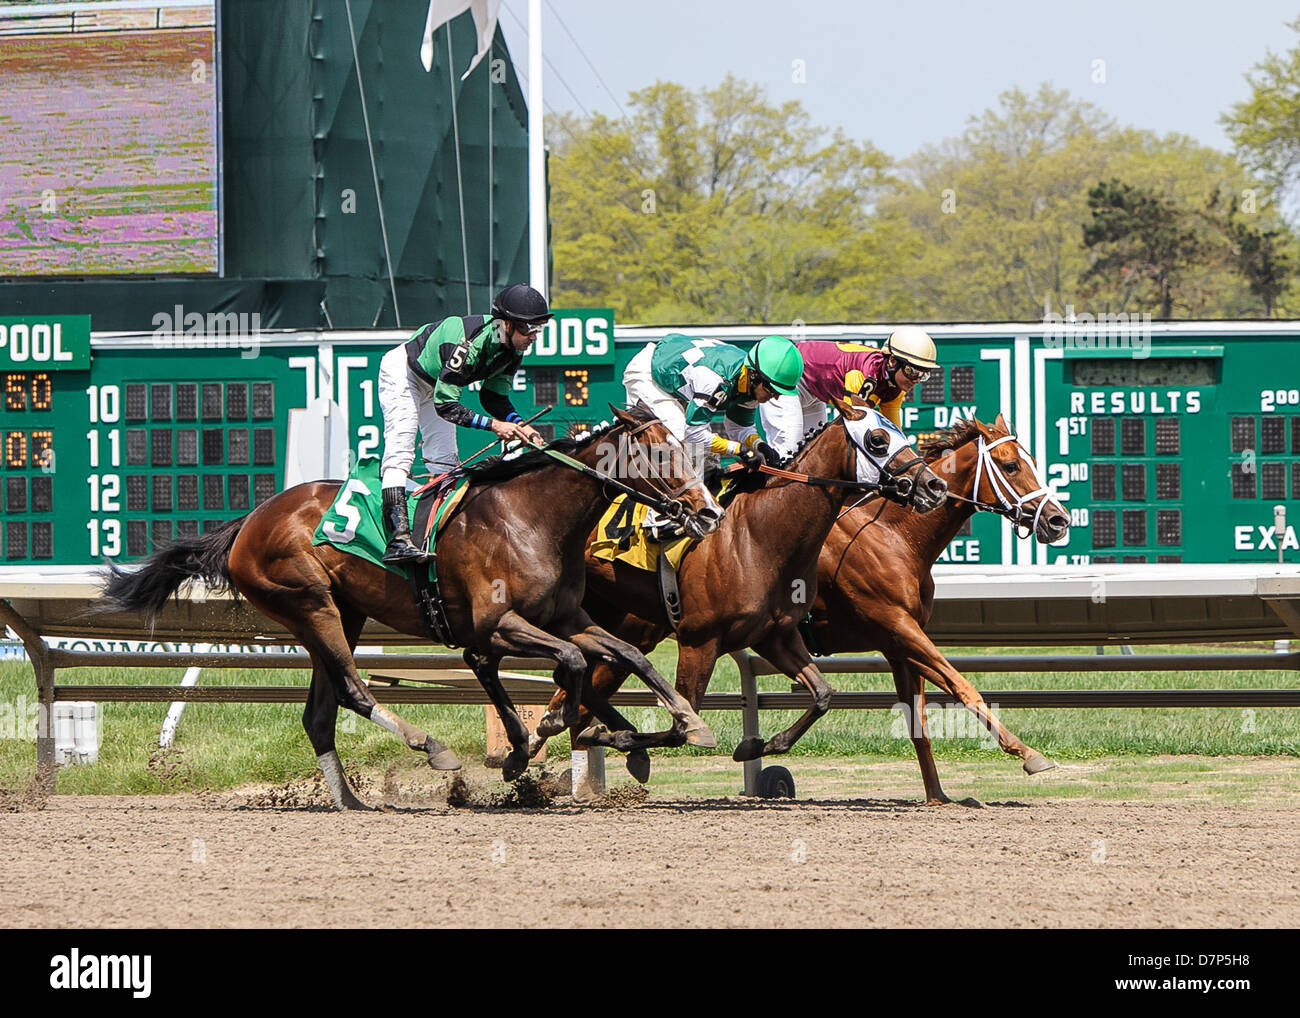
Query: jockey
[[623, 333, 804, 472], [377, 284, 551, 564], [758, 326, 939, 458]]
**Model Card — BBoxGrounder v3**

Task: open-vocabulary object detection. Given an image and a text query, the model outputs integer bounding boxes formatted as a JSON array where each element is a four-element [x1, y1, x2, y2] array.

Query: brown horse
[[101, 404, 722, 810], [808, 413, 1071, 804], [527, 401, 950, 772]]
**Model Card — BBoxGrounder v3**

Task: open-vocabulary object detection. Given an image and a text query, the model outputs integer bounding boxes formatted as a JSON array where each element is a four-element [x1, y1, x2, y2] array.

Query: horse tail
[[99, 515, 248, 620]]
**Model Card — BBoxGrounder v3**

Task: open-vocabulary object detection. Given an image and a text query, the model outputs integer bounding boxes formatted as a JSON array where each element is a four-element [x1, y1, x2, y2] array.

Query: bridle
[[943, 433, 1064, 536], [532, 417, 709, 525]]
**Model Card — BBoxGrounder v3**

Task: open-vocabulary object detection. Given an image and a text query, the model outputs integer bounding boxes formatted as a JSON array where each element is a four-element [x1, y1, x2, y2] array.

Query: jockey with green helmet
[[622, 333, 804, 471]]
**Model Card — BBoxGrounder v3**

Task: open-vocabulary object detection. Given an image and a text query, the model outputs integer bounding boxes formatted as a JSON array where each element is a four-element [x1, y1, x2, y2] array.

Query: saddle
[[591, 495, 696, 632]]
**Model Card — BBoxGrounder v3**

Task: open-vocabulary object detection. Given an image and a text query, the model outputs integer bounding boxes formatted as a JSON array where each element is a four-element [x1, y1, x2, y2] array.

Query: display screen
[[0, 2, 219, 276], [1070, 358, 1218, 386], [563, 369, 590, 406]]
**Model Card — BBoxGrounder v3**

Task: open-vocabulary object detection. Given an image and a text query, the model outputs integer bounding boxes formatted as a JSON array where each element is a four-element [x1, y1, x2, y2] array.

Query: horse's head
[[964, 414, 1070, 544], [832, 396, 948, 513], [603, 402, 724, 539]]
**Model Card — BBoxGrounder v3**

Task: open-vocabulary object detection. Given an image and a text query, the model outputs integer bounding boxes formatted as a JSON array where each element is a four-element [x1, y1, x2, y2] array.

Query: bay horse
[[808, 413, 1071, 804], [526, 400, 950, 772], [100, 404, 722, 810]]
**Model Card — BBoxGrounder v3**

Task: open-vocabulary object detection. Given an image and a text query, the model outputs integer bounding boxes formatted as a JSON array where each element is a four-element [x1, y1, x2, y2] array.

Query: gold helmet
[[882, 326, 939, 370]]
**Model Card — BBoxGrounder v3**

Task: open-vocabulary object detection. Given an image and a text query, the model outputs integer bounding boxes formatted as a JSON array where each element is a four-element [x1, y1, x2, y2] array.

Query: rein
[[529, 423, 697, 522]]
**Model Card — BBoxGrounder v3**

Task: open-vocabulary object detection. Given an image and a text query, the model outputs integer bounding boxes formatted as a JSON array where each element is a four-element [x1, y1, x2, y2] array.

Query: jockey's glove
[[753, 440, 781, 467], [737, 445, 765, 470]]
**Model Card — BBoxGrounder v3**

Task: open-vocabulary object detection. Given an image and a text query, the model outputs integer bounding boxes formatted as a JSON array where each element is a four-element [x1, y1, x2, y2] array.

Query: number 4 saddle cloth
[[311, 455, 469, 580]]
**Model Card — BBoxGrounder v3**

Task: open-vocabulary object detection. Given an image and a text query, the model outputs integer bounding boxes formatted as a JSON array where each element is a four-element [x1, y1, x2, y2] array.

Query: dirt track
[[3, 785, 1298, 927]]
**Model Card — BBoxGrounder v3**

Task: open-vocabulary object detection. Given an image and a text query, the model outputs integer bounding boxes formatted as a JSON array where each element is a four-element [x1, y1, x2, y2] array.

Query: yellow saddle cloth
[[591, 496, 695, 573]]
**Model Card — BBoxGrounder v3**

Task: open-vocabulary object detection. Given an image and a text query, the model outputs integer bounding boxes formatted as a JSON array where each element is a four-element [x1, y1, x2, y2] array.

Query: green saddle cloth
[[311, 456, 467, 579]]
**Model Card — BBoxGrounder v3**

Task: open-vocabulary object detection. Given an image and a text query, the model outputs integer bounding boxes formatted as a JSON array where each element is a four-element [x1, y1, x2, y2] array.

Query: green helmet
[[746, 335, 804, 395]]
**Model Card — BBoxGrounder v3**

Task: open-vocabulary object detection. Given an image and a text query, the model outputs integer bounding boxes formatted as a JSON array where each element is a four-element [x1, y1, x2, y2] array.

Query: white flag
[[420, 0, 502, 80]]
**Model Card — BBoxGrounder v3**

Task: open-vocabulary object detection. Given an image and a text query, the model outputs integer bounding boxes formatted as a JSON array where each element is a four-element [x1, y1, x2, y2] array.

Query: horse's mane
[[917, 419, 983, 462], [465, 403, 657, 484]]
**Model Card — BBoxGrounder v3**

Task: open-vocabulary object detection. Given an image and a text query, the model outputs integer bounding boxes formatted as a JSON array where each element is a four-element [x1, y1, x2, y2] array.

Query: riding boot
[[381, 487, 433, 565]]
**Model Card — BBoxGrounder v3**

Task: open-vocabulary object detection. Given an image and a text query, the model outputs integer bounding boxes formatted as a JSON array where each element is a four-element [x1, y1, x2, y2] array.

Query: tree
[[1221, 18, 1300, 215], [547, 76, 892, 323], [1207, 190, 1293, 316], [1081, 180, 1203, 318]]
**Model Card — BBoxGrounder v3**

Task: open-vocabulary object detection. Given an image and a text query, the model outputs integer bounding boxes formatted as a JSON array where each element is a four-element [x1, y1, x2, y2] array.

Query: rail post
[[733, 650, 761, 796], [0, 599, 56, 792]]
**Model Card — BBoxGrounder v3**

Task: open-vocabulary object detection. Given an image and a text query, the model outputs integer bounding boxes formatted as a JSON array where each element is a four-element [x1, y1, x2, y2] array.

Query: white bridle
[[968, 434, 1067, 536]]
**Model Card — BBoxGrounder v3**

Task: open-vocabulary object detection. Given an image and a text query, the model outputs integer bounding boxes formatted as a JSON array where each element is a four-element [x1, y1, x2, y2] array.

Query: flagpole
[[528, 0, 546, 298]]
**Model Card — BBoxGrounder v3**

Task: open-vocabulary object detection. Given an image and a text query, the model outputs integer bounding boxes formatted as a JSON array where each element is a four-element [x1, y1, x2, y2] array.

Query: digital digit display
[[563, 369, 590, 406], [32, 430, 52, 470], [1, 372, 54, 412], [5, 430, 27, 468]]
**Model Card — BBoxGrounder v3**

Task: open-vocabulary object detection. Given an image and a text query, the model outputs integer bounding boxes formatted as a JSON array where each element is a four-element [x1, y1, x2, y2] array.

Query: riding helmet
[[492, 284, 552, 325], [746, 335, 804, 395], [882, 326, 939, 369]]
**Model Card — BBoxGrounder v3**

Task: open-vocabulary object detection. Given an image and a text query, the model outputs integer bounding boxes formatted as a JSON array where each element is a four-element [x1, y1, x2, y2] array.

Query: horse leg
[[732, 631, 833, 761], [252, 591, 462, 776], [555, 611, 715, 749], [303, 608, 372, 811], [889, 658, 977, 807], [464, 648, 533, 782], [487, 611, 590, 733], [888, 615, 1053, 774], [529, 615, 669, 782]]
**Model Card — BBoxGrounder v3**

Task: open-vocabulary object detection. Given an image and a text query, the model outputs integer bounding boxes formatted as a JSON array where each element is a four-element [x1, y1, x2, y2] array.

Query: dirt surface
[[3, 775, 1298, 928]]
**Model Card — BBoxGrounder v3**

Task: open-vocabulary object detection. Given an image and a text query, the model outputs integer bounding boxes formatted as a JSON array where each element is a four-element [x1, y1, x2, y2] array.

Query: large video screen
[[0, 1, 219, 276]]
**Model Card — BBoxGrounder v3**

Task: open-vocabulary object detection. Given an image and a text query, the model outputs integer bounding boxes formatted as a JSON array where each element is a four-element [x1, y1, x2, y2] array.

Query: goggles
[[898, 362, 931, 382]]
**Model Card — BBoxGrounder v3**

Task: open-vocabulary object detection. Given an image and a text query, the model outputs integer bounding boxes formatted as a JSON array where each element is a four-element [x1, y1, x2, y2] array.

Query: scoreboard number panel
[[0, 342, 308, 565]]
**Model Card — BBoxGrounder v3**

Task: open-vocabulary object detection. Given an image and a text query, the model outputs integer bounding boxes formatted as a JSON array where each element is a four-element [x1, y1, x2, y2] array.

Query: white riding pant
[[378, 344, 459, 489], [759, 381, 829, 459], [622, 342, 714, 474]]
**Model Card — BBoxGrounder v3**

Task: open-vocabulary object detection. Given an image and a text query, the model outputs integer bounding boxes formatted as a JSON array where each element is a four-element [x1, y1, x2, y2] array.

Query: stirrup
[[382, 535, 433, 564]]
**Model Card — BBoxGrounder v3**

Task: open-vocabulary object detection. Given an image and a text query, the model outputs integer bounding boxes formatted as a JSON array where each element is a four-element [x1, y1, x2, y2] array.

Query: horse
[[807, 413, 1071, 804], [100, 404, 723, 810], [526, 399, 950, 774]]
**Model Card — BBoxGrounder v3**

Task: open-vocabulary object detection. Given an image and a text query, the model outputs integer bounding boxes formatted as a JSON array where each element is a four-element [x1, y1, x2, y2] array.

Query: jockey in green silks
[[377, 284, 552, 564], [622, 334, 804, 473]]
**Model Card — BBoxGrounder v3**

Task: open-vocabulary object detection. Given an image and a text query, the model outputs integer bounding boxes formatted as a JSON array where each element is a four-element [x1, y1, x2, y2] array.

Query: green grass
[[1, 642, 1296, 795]]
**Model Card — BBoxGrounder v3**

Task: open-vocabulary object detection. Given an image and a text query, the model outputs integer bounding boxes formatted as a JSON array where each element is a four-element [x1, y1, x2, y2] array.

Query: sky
[[495, 0, 1298, 160]]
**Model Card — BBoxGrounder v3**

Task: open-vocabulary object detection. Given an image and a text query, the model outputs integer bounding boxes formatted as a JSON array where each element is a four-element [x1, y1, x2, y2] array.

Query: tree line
[[548, 24, 1300, 324]]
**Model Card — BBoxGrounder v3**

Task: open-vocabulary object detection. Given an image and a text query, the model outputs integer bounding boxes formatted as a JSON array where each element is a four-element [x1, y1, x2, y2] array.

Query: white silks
[[420, 0, 502, 79]]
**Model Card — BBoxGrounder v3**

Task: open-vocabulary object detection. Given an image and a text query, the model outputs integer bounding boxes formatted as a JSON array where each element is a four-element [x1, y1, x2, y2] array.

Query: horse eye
[[1002, 460, 1019, 474]]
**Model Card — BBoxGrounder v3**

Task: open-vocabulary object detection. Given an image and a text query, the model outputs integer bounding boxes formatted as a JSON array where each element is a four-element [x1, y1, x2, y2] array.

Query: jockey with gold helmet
[[758, 326, 939, 459], [623, 333, 804, 471]]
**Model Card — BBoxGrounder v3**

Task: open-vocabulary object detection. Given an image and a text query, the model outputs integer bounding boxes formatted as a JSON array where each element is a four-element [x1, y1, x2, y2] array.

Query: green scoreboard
[[3, 315, 1295, 567]]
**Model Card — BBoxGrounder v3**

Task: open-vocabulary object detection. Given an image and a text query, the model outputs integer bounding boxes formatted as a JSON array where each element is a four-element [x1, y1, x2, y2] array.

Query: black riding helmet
[[491, 284, 552, 326]]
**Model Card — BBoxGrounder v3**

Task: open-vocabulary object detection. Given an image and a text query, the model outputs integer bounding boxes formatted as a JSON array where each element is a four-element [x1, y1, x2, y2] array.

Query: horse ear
[[830, 395, 866, 421], [609, 403, 633, 423], [994, 412, 1012, 435]]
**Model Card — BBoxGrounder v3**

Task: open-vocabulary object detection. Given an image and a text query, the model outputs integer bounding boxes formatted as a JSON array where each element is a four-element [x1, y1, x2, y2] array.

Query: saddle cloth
[[312, 455, 469, 578], [590, 495, 695, 574]]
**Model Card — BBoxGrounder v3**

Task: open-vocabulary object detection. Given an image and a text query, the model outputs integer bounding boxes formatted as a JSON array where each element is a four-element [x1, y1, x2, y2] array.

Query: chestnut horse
[[808, 413, 1071, 803], [527, 401, 950, 773], [101, 405, 722, 810]]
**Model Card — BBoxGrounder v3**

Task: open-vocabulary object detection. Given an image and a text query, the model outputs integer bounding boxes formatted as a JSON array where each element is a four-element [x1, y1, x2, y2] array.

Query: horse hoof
[[424, 737, 462, 771], [683, 722, 716, 749], [731, 737, 765, 762], [576, 724, 612, 748], [502, 751, 529, 783], [626, 749, 651, 784], [1023, 753, 1055, 775], [483, 750, 507, 770]]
